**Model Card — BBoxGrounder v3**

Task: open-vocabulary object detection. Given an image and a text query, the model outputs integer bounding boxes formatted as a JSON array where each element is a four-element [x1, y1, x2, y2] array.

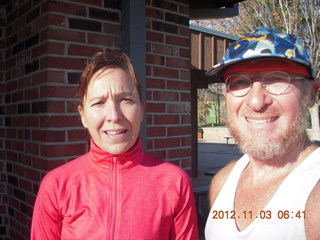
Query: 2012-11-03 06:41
[[211, 210, 305, 220]]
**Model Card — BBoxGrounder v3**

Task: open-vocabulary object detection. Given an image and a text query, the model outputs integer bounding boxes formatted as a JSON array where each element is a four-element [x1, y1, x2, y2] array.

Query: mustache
[[239, 108, 281, 117]]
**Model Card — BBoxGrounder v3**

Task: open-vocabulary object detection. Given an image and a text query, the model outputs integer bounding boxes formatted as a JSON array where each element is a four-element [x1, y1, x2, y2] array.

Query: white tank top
[[205, 148, 320, 240]]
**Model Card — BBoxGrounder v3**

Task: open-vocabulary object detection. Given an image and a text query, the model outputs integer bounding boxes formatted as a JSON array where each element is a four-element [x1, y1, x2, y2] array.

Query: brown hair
[[78, 51, 142, 106]]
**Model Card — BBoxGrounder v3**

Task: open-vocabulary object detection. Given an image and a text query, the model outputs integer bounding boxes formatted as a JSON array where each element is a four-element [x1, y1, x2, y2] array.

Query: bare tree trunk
[[309, 103, 320, 141]]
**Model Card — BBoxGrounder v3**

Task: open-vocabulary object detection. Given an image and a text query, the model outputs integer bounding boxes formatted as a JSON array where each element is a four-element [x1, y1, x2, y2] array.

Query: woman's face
[[78, 68, 144, 155]]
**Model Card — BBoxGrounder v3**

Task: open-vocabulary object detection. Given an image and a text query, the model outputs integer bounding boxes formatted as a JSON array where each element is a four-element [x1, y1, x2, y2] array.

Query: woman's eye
[[92, 101, 104, 106]]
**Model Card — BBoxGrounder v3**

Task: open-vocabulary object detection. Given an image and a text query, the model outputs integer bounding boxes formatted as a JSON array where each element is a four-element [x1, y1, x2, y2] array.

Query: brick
[[18, 1, 32, 16], [166, 35, 189, 47], [181, 114, 191, 124], [146, 31, 164, 43], [24, 33, 40, 49], [146, 54, 164, 65], [26, 6, 40, 23], [167, 80, 190, 91], [152, 1, 177, 12], [12, 41, 24, 55], [168, 147, 191, 159], [68, 129, 88, 141], [168, 125, 191, 136], [154, 137, 180, 149], [165, 12, 188, 26], [40, 115, 81, 128], [88, 32, 109, 45], [42, 1, 86, 17], [32, 70, 65, 85], [25, 168, 41, 182], [13, 188, 25, 201], [40, 85, 78, 98], [18, 76, 31, 89], [147, 126, 166, 137], [153, 91, 179, 101], [24, 88, 38, 102], [181, 136, 191, 146], [181, 92, 191, 101], [25, 59, 39, 74], [154, 114, 179, 125], [68, 44, 102, 57], [41, 56, 87, 70], [46, 13, 66, 27], [152, 21, 177, 34], [166, 57, 190, 68], [145, 149, 166, 160], [104, 0, 121, 9], [146, 102, 165, 113], [179, 47, 190, 58], [181, 158, 192, 168], [42, 28, 86, 43], [146, 77, 165, 88], [32, 129, 65, 142], [68, 72, 81, 84], [167, 103, 190, 113], [69, 0, 102, 6], [69, 18, 102, 32], [178, 26, 190, 37], [180, 69, 190, 80], [151, 43, 179, 56], [17, 103, 30, 114], [40, 143, 87, 158], [46, 41, 65, 56], [153, 67, 179, 78], [89, 8, 120, 22], [146, 8, 164, 20]]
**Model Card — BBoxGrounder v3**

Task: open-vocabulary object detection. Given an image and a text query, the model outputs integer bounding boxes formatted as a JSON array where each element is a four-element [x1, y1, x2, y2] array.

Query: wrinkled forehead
[[224, 58, 310, 79]]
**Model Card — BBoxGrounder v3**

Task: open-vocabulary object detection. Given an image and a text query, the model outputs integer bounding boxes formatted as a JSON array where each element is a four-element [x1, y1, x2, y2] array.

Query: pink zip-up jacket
[[31, 138, 198, 240]]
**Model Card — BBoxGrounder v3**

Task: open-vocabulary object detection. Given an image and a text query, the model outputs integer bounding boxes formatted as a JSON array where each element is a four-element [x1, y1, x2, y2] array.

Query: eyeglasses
[[225, 71, 308, 97]]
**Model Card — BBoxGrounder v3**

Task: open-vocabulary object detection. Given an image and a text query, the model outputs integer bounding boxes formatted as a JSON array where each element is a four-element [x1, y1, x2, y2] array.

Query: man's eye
[[229, 79, 250, 90]]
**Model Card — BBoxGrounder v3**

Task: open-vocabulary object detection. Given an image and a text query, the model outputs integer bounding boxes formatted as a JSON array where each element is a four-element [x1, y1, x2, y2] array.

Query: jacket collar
[[89, 138, 144, 170]]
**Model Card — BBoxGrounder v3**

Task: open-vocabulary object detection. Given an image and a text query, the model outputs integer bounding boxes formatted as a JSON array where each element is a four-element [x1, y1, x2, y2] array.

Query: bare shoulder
[[208, 161, 237, 207], [305, 180, 320, 240]]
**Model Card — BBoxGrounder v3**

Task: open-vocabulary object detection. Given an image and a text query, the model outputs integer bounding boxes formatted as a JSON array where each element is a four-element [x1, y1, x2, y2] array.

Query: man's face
[[224, 59, 311, 161]]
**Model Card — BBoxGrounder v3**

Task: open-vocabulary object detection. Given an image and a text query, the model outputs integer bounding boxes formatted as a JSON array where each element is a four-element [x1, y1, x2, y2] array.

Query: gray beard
[[227, 98, 309, 161]]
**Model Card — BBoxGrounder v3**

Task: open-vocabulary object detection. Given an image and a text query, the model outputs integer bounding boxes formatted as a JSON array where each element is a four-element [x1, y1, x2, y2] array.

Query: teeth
[[106, 130, 125, 135], [246, 118, 276, 124]]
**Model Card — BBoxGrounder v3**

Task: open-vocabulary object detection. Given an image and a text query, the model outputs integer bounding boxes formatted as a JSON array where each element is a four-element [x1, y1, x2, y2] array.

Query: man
[[205, 27, 320, 240]]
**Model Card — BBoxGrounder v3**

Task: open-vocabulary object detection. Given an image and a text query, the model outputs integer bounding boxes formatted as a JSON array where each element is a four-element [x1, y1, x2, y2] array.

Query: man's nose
[[244, 81, 273, 111]]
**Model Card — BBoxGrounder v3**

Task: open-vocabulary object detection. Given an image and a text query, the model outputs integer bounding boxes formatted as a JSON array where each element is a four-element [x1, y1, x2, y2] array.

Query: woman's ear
[[139, 99, 145, 123], [78, 105, 88, 128]]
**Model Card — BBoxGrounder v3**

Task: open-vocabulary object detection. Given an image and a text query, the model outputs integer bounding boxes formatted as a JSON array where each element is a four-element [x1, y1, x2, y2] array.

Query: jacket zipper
[[108, 156, 118, 239]]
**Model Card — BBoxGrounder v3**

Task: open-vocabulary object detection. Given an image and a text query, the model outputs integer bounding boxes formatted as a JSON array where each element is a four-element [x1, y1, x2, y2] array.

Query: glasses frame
[[225, 71, 309, 97]]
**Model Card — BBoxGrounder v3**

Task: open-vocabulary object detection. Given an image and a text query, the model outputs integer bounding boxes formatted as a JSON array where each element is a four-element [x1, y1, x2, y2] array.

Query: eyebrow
[[88, 91, 135, 102]]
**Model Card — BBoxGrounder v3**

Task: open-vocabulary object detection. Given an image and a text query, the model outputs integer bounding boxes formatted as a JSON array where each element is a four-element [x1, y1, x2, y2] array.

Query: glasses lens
[[263, 71, 290, 95], [226, 74, 251, 96]]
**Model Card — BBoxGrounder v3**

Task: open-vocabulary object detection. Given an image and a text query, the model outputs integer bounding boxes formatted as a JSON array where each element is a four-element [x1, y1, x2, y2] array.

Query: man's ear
[[309, 81, 320, 107], [78, 105, 88, 128], [222, 84, 227, 98]]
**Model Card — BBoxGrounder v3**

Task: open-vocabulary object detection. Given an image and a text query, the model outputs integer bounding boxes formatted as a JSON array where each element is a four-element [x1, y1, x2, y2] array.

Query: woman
[[31, 51, 198, 240]]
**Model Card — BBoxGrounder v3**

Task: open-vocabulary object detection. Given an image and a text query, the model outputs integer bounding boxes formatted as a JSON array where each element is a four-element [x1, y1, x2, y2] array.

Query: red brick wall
[[0, 2, 6, 237], [1, 0, 192, 239], [145, 0, 192, 174], [3, 0, 122, 238]]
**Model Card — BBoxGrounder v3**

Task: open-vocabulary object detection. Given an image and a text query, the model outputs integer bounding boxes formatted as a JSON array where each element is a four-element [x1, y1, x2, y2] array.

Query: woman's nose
[[106, 102, 122, 122], [244, 81, 273, 111]]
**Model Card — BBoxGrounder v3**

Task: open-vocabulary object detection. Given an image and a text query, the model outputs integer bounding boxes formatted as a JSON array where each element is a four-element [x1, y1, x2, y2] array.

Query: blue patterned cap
[[206, 27, 314, 80]]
